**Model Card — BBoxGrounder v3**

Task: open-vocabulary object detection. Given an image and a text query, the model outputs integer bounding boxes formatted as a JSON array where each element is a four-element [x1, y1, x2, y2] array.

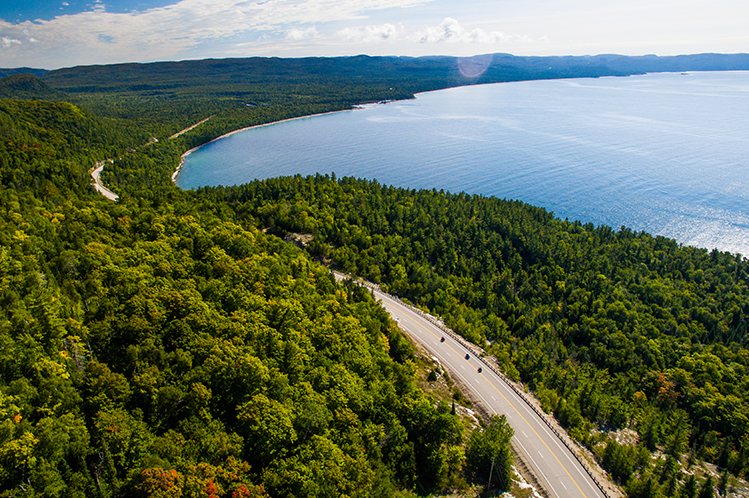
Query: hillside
[[40, 53, 749, 95], [0, 67, 48, 79], [203, 175, 749, 484], [0, 74, 64, 101], [1, 53, 749, 497], [1, 98, 510, 497]]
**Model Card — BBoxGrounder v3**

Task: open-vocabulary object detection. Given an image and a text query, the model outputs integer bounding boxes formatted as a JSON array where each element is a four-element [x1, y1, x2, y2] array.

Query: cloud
[[336, 23, 402, 43], [2, 37, 22, 48], [0, 0, 745, 71], [414, 17, 535, 45], [415, 17, 462, 43], [286, 27, 318, 41], [0, 0, 429, 67]]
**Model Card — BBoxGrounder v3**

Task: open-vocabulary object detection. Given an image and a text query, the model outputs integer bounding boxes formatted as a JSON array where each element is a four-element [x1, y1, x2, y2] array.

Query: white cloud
[[0, 0, 429, 67], [286, 27, 318, 41], [414, 17, 461, 43], [337, 23, 402, 43], [2, 37, 22, 48], [0, 0, 746, 69], [414, 17, 535, 45]]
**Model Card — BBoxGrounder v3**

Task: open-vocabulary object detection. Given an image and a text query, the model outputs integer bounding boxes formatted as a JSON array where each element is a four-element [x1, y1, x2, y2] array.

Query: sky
[[0, 0, 747, 69]]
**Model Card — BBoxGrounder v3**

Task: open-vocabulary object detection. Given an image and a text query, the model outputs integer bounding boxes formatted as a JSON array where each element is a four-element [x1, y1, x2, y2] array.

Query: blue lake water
[[178, 71, 749, 256]]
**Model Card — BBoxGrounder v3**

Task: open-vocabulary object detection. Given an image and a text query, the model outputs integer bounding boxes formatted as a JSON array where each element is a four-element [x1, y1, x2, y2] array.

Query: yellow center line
[[403, 311, 589, 498]]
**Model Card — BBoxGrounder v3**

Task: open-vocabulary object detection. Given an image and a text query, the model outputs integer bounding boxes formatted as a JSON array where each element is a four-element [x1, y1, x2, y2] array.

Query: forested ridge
[[1, 97, 521, 496], [1, 53, 749, 497], [201, 175, 749, 496]]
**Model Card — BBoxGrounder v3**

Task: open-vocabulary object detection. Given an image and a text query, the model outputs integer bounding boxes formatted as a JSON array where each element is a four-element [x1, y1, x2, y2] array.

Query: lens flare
[[457, 54, 494, 78]]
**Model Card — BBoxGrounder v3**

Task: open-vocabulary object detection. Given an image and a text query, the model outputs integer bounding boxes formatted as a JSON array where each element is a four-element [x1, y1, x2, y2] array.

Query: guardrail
[[346, 276, 613, 498]]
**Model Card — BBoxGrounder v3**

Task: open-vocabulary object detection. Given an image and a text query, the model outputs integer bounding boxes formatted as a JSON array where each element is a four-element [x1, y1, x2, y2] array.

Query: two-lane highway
[[353, 277, 609, 498]]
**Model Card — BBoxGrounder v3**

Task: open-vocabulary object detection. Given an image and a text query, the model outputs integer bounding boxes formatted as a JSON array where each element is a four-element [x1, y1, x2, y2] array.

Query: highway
[[338, 273, 610, 498]]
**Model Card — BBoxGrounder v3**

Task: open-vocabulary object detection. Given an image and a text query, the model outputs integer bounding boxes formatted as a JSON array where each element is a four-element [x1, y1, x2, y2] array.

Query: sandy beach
[[171, 107, 377, 186]]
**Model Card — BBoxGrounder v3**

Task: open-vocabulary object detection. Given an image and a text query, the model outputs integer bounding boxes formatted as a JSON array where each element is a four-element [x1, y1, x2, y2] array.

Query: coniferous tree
[[697, 476, 714, 498], [465, 415, 514, 492]]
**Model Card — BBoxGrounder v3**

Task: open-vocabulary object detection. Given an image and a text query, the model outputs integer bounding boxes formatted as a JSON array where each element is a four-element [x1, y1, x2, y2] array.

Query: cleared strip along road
[[342, 275, 608, 498]]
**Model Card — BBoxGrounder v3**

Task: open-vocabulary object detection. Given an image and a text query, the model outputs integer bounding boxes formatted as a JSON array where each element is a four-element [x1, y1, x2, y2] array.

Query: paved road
[[345, 277, 608, 498], [90, 160, 119, 201]]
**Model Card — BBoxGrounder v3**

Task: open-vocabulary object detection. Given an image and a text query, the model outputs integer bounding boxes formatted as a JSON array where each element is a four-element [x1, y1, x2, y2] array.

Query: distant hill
[[581, 52, 749, 73], [0, 73, 66, 100], [41, 52, 749, 96], [37, 54, 601, 97], [482, 52, 749, 81], [5, 53, 748, 98], [0, 67, 48, 79]]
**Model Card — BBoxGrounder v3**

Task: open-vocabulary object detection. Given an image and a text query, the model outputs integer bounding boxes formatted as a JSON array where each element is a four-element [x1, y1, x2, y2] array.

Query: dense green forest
[[202, 175, 749, 493], [2, 53, 749, 497], [1, 98, 517, 496]]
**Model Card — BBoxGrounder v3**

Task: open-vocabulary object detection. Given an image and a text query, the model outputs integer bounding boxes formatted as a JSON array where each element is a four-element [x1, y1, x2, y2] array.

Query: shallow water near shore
[[178, 71, 749, 256]]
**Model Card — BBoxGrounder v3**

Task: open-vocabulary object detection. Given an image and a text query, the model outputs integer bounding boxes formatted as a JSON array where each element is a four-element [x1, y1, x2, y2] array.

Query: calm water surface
[[179, 71, 749, 255]]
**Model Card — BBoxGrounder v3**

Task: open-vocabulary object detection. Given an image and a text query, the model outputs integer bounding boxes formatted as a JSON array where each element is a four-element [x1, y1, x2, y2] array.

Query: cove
[[178, 71, 749, 256]]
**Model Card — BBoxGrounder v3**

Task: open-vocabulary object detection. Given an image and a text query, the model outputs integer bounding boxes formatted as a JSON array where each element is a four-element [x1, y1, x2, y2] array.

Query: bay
[[178, 71, 749, 256]]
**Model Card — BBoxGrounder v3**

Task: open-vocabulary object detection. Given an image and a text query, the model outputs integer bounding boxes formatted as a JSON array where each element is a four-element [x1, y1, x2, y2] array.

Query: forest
[[0, 97, 518, 497], [1, 53, 749, 497], [203, 175, 748, 494]]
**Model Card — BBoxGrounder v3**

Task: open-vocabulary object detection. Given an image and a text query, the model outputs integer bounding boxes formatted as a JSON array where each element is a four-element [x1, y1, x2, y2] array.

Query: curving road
[[337, 273, 610, 498], [90, 160, 119, 201]]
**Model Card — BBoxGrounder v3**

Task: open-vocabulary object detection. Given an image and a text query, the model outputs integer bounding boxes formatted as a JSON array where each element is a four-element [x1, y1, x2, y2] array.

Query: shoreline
[[169, 74, 656, 186], [172, 105, 396, 186], [170, 70, 696, 186]]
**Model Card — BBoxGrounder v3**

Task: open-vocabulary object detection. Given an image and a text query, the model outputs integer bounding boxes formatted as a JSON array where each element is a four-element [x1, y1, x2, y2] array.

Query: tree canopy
[[2, 53, 749, 497]]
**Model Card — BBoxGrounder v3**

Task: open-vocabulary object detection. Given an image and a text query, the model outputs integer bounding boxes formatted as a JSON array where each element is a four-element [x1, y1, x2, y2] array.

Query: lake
[[178, 71, 749, 256]]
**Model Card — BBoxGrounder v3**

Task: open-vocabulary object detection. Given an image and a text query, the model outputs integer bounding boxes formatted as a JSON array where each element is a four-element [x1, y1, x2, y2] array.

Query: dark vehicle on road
[[465, 354, 470, 360]]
